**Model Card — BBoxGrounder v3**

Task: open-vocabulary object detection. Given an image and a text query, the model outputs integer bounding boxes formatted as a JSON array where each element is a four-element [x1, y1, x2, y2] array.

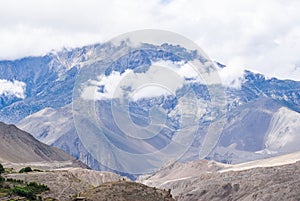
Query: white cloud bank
[[0, 0, 300, 81], [81, 61, 205, 100], [0, 79, 26, 99]]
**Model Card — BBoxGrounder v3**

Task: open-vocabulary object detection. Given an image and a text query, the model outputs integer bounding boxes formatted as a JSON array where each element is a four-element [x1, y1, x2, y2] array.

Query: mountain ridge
[[0, 41, 299, 172]]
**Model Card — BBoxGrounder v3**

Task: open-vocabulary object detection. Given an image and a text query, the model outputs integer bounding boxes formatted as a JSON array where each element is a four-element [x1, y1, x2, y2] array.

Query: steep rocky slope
[[17, 105, 104, 171], [0, 122, 79, 165]]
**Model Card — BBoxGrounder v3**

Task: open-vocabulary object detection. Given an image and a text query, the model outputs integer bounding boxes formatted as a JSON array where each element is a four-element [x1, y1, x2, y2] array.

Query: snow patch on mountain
[[0, 79, 26, 99]]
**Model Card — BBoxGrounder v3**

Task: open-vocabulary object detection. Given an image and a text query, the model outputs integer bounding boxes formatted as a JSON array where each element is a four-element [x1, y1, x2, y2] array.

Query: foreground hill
[[140, 152, 300, 201], [0, 121, 87, 170], [79, 180, 174, 201], [3, 168, 126, 200]]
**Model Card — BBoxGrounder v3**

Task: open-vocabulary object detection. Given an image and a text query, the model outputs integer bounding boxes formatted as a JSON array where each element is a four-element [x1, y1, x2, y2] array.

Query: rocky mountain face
[[204, 98, 300, 164], [15, 105, 105, 171], [0, 41, 299, 173], [0, 121, 80, 166]]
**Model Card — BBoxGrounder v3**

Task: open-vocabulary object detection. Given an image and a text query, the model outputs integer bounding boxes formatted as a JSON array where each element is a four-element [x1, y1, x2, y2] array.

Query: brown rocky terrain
[[78, 180, 174, 201], [174, 161, 300, 201], [139, 160, 226, 187], [0, 122, 84, 169], [141, 153, 300, 201], [3, 168, 125, 200]]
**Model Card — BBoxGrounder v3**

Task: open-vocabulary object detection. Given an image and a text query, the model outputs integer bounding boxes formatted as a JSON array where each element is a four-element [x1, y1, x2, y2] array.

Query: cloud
[[131, 85, 172, 101], [218, 59, 246, 89], [0, 79, 26, 99], [152, 60, 203, 82], [0, 0, 300, 81], [81, 60, 208, 100], [81, 70, 131, 100]]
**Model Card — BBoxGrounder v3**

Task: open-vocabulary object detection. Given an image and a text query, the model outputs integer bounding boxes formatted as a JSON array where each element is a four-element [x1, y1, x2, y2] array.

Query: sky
[[0, 0, 300, 81]]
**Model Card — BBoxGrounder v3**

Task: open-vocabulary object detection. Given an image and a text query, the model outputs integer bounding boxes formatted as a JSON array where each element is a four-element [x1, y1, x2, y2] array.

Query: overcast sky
[[0, 0, 300, 81]]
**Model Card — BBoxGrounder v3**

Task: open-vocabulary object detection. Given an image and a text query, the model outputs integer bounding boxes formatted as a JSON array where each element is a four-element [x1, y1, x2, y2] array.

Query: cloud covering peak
[[0, 0, 300, 81], [0, 79, 26, 99]]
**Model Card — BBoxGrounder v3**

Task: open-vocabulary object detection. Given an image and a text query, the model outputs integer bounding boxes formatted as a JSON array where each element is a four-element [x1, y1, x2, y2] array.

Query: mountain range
[[0, 41, 299, 175]]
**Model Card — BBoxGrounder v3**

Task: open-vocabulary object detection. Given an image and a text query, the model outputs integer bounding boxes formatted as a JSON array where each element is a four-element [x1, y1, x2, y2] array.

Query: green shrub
[[19, 167, 33, 173], [6, 178, 24, 184], [13, 186, 36, 200], [0, 164, 4, 174], [0, 175, 4, 185], [12, 182, 49, 200], [27, 182, 49, 192]]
